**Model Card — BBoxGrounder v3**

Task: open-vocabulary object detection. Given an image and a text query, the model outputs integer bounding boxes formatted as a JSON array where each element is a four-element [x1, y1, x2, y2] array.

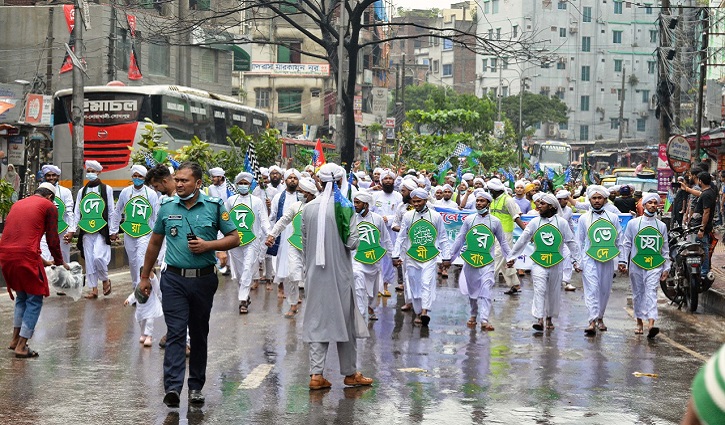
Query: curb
[[702, 268, 725, 317]]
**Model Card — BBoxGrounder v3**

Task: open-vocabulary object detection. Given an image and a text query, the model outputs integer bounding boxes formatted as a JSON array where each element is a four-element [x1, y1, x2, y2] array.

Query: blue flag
[[547, 167, 555, 181], [564, 167, 571, 183]]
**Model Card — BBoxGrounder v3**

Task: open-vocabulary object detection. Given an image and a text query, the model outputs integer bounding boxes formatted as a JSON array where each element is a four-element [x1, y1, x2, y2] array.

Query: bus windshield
[[539, 145, 571, 166]]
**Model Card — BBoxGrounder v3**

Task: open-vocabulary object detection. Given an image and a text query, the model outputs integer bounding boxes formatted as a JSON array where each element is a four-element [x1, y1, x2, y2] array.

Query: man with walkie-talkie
[[138, 162, 239, 409]]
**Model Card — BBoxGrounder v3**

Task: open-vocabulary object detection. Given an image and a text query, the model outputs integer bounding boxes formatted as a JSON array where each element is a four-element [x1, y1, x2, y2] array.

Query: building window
[[581, 65, 590, 81], [613, 30, 623, 44], [490, 58, 497, 72], [617, 89, 624, 101], [496, 28, 501, 40], [557, 61, 566, 70], [614, 0, 623, 14], [502, 58, 509, 69], [199, 50, 217, 82], [115, 28, 134, 71], [533, 122, 541, 129], [581, 95, 590, 111], [279, 0, 299, 13], [637, 118, 646, 132], [557, 1, 566, 10], [650, 30, 657, 43], [559, 28, 567, 38], [641, 89, 650, 103], [278, 90, 302, 114], [611, 118, 620, 129], [433, 60, 439, 73], [190, 0, 211, 11], [147, 37, 169, 76], [256, 89, 270, 109], [277, 42, 301, 63], [580, 125, 589, 140], [484, 0, 489, 14], [614, 59, 623, 72], [513, 25, 518, 37], [559, 122, 568, 130], [443, 38, 453, 50], [582, 36, 591, 52], [442, 64, 453, 76], [583, 6, 592, 23], [488, 29, 494, 40], [481, 59, 487, 72], [555, 88, 565, 99], [502, 86, 509, 97], [648, 61, 656, 74], [492, 0, 499, 13], [645, 4, 653, 14]]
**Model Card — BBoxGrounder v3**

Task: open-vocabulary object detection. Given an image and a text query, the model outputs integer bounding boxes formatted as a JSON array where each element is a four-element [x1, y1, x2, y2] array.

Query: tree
[[499, 93, 569, 141], [138, 1, 544, 172]]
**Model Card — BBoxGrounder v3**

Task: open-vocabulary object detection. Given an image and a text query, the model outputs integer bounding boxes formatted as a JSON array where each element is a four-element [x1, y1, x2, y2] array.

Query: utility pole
[[618, 66, 626, 147], [497, 59, 502, 121], [108, 6, 117, 82], [518, 79, 525, 165], [336, 6, 347, 149], [45, 7, 54, 95], [695, 7, 709, 160], [673, 5, 683, 129], [71, 0, 85, 194], [658, 0, 672, 147]]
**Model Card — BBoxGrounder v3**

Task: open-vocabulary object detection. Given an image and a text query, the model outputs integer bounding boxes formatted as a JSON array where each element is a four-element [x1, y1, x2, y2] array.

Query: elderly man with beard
[[39, 164, 75, 264], [269, 168, 301, 298], [576, 185, 625, 336], [507, 194, 581, 331], [372, 169, 402, 297], [266, 177, 318, 317], [392, 188, 451, 326], [487, 178, 526, 295], [450, 190, 511, 331]]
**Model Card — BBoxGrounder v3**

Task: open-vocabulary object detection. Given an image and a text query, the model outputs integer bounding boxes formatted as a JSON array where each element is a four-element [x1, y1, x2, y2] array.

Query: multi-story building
[[476, 0, 660, 145]]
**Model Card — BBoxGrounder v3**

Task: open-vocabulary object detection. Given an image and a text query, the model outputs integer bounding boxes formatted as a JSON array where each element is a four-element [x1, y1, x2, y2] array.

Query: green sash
[[461, 224, 495, 268], [287, 210, 303, 251], [54, 197, 68, 234], [531, 222, 563, 268], [406, 218, 439, 262], [631, 225, 666, 270], [586, 217, 620, 262], [120, 196, 153, 238], [78, 192, 107, 234], [354, 221, 387, 265], [230, 203, 256, 246]]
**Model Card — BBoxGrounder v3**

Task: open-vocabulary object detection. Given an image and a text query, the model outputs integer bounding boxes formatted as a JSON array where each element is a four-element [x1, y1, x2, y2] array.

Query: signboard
[[0, 83, 24, 123], [385, 117, 395, 128], [7, 136, 24, 164], [666, 135, 691, 173], [657, 169, 674, 192], [354, 95, 362, 123], [371, 87, 388, 121], [23, 94, 52, 125], [657, 142, 668, 169], [248, 62, 330, 76]]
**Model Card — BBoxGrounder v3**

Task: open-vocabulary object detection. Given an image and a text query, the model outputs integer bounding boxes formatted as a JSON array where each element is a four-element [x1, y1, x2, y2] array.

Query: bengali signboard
[[248, 62, 330, 76], [666, 135, 691, 173]]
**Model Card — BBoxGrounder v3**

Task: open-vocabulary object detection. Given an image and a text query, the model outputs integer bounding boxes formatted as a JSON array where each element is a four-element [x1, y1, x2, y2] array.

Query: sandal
[[504, 286, 521, 295], [85, 289, 98, 299], [369, 313, 378, 321], [466, 317, 477, 328], [634, 328, 644, 335], [532, 320, 544, 331], [420, 315, 431, 327], [284, 309, 297, 319], [597, 321, 608, 332], [400, 303, 412, 311], [481, 322, 495, 331], [239, 301, 249, 314], [103, 279, 112, 296], [15, 348, 39, 358], [413, 316, 422, 325], [647, 327, 660, 339]]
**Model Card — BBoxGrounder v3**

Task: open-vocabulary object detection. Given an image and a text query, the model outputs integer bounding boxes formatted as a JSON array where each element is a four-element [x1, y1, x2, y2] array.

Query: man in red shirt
[[0, 182, 67, 358]]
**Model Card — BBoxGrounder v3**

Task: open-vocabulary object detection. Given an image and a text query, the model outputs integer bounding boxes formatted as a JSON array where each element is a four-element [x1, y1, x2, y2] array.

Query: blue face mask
[[85, 172, 98, 181], [132, 177, 145, 187], [178, 188, 198, 201], [237, 184, 250, 195], [644, 209, 655, 217], [477, 208, 489, 215]]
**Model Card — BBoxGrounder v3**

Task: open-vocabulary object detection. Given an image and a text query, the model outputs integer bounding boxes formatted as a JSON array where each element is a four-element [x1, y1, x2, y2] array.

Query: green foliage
[[406, 109, 480, 134], [0, 179, 14, 218], [499, 92, 568, 140], [129, 119, 171, 167], [176, 136, 217, 184]]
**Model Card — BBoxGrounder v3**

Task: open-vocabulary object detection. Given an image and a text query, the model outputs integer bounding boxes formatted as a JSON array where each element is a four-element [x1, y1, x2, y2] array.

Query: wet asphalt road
[[0, 267, 723, 425]]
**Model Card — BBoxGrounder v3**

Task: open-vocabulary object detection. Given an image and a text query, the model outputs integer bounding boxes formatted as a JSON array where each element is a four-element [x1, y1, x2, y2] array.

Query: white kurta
[[207, 182, 229, 203], [269, 199, 306, 307], [451, 213, 511, 322], [226, 193, 271, 302], [41, 184, 75, 263], [352, 211, 393, 316], [436, 199, 459, 210], [508, 215, 581, 319], [392, 207, 451, 313], [113, 185, 159, 288], [73, 183, 117, 288], [373, 190, 403, 285], [270, 190, 299, 282], [560, 205, 574, 284], [622, 215, 671, 321]]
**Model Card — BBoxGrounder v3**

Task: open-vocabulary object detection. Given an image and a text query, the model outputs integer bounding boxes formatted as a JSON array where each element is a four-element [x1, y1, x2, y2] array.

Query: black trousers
[[160, 270, 218, 393]]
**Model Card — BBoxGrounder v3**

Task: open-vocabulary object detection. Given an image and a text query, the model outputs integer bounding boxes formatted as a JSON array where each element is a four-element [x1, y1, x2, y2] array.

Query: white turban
[[260, 167, 269, 177], [317, 163, 338, 182], [442, 184, 453, 191], [269, 165, 283, 175], [298, 177, 318, 195], [359, 181, 372, 189], [38, 182, 56, 192], [539, 193, 560, 211], [304, 165, 315, 173], [301, 172, 311, 179], [556, 190, 571, 200], [411, 188, 429, 199], [208, 167, 224, 177], [642, 192, 660, 206], [235, 172, 254, 184], [487, 178, 505, 192], [373, 168, 383, 175], [609, 185, 621, 193], [380, 169, 396, 180], [433, 186, 443, 193], [587, 185, 610, 199], [474, 189, 493, 202], [284, 168, 301, 180], [85, 160, 103, 172], [401, 179, 418, 191], [42, 164, 61, 176], [333, 166, 345, 181], [354, 190, 374, 205], [355, 171, 366, 180], [533, 192, 544, 202], [458, 181, 468, 190], [473, 177, 485, 186], [130, 164, 148, 177], [515, 180, 526, 189]]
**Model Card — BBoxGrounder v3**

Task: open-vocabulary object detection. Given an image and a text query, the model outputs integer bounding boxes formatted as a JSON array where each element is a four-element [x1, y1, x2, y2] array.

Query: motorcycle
[[661, 224, 716, 312]]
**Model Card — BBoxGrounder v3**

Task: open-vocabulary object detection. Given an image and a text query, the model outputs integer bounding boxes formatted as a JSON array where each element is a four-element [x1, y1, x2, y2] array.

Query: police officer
[[138, 162, 239, 408]]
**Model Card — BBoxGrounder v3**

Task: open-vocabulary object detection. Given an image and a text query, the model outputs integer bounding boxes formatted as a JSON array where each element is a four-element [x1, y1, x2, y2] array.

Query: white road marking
[[108, 271, 131, 279], [624, 307, 708, 362], [238, 364, 274, 389]]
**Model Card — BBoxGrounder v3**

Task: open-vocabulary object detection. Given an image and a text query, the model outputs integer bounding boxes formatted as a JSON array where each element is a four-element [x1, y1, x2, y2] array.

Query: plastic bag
[[45, 261, 84, 301]]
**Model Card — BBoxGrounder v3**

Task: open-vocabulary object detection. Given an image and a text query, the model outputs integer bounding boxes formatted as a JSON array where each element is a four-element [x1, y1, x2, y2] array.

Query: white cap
[[42, 164, 61, 176], [208, 167, 225, 177], [85, 160, 103, 172], [354, 190, 374, 205], [235, 172, 254, 184], [130, 164, 148, 177], [38, 182, 56, 192]]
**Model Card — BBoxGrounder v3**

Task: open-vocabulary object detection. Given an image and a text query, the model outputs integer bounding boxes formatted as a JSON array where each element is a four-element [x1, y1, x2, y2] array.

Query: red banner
[[127, 15, 142, 80], [60, 5, 75, 74]]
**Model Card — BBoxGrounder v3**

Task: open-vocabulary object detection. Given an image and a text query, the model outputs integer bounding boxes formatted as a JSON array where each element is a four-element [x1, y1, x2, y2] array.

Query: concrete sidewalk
[[702, 230, 725, 316]]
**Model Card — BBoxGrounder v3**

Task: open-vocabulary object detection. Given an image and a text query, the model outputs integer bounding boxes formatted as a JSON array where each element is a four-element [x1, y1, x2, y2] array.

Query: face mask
[[132, 178, 145, 187], [644, 209, 655, 217], [178, 187, 198, 201], [237, 184, 250, 195], [85, 173, 98, 181], [297, 192, 306, 202], [477, 208, 488, 215]]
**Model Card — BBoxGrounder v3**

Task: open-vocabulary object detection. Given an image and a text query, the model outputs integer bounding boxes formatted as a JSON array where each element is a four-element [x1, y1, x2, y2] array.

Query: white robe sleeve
[[621, 217, 636, 263], [377, 214, 393, 252], [257, 198, 272, 236], [493, 218, 512, 259], [62, 187, 75, 231], [112, 187, 129, 232], [435, 212, 451, 260], [508, 218, 537, 262], [450, 216, 472, 261], [268, 201, 298, 238], [107, 184, 119, 234], [392, 213, 410, 258], [560, 217, 581, 265]]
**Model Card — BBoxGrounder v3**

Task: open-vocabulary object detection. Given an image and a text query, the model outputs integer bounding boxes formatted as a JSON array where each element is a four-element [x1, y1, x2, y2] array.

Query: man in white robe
[[372, 169, 402, 297], [556, 190, 577, 292], [270, 168, 301, 298], [40, 164, 75, 264]]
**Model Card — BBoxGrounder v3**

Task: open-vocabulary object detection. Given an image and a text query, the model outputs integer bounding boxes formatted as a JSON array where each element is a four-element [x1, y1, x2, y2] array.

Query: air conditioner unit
[[548, 126, 558, 137], [640, 111, 649, 118], [569, 27, 578, 34], [560, 130, 569, 139], [596, 18, 605, 24]]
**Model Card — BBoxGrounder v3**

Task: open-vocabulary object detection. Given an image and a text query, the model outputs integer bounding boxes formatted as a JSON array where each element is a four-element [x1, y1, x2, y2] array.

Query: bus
[[529, 140, 572, 173], [53, 84, 270, 190]]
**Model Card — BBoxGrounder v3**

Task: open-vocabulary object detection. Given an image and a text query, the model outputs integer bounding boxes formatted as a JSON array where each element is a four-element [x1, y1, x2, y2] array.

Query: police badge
[[170, 226, 178, 237]]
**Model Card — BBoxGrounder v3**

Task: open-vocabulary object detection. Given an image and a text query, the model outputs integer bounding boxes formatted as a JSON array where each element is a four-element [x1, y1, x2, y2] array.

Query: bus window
[[211, 107, 229, 146], [230, 109, 248, 133], [162, 96, 193, 140], [189, 100, 214, 143]]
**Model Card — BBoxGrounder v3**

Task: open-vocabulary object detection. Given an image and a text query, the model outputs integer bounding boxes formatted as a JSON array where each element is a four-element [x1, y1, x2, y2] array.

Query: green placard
[[461, 224, 495, 268], [531, 223, 563, 268], [631, 226, 666, 270], [586, 218, 620, 262], [120, 196, 153, 238], [287, 210, 303, 251], [77, 192, 107, 234], [230, 203, 257, 246], [54, 196, 68, 234], [406, 219, 440, 262], [354, 221, 387, 265]]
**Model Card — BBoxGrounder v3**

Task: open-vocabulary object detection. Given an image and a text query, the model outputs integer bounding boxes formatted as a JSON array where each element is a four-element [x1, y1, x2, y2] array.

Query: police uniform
[[153, 191, 236, 397]]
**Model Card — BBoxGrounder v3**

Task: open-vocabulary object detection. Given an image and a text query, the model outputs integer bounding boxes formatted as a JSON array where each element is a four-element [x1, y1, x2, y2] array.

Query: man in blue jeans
[[0, 183, 68, 358], [139, 162, 238, 408], [686, 171, 717, 279]]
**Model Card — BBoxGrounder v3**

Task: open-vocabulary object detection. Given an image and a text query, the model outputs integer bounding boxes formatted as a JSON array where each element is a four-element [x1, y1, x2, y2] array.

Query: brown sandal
[[103, 280, 112, 296], [466, 317, 477, 328], [480, 322, 495, 331]]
